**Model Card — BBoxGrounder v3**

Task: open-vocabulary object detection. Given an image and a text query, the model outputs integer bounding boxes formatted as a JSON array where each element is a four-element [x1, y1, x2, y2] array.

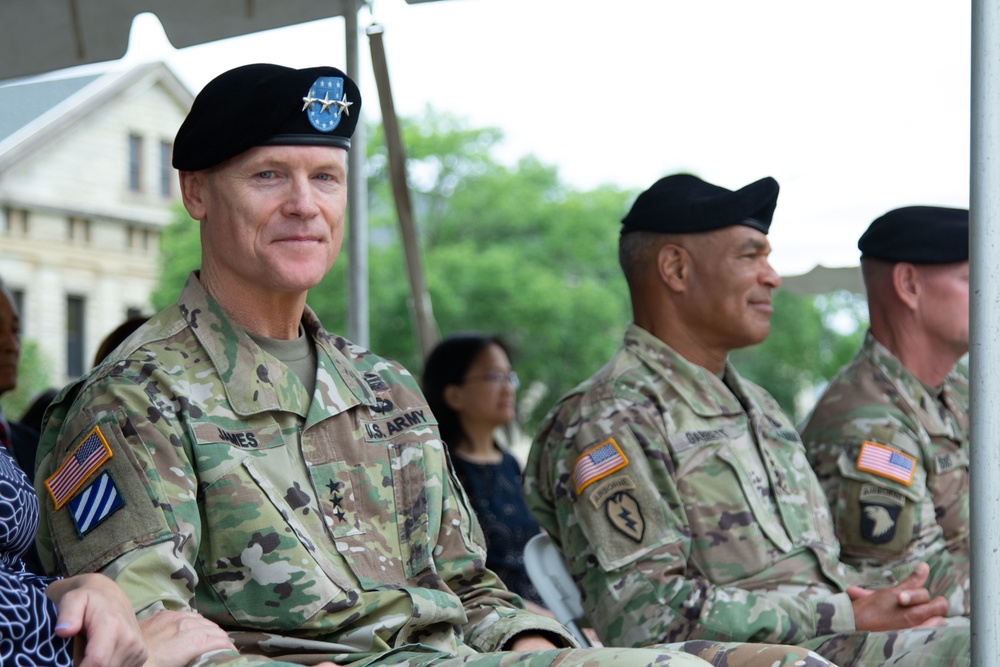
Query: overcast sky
[[123, 0, 971, 275]]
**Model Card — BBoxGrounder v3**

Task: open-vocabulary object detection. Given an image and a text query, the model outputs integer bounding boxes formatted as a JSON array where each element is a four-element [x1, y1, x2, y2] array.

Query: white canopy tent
[[0, 0, 354, 81]]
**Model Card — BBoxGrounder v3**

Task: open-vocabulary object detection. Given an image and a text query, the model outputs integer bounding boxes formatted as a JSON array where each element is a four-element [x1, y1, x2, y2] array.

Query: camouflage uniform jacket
[[35, 273, 574, 665], [525, 324, 863, 649], [799, 330, 969, 614]]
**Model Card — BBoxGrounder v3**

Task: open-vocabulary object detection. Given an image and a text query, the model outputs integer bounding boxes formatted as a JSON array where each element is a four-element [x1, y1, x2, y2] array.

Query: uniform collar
[[862, 330, 963, 439], [177, 272, 379, 417], [624, 323, 746, 418]]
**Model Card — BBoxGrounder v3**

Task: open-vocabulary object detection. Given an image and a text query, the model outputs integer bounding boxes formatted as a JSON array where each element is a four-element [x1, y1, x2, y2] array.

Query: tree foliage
[[732, 289, 867, 422], [151, 107, 864, 431], [150, 203, 202, 311], [0, 340, 55, 422]]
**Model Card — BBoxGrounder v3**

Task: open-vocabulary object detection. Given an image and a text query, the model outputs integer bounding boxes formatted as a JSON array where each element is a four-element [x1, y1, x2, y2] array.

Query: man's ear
[[657, 243, 689, 292], [179, 170, 208, 221], [892, 262, 920, 310]]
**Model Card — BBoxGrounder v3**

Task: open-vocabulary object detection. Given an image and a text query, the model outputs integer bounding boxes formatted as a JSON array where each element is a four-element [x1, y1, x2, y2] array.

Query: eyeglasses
[[463, 371, 520, 390]]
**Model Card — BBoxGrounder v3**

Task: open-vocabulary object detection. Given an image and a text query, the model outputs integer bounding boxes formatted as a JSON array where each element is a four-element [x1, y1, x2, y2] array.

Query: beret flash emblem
[[302, 77, 352, 132]]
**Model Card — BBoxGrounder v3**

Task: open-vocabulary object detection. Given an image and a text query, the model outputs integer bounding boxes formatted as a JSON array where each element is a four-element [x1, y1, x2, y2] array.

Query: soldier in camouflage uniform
[[31, 65, 829, 667], [799, 207, 970, 616], [525, 174, 970, 667]]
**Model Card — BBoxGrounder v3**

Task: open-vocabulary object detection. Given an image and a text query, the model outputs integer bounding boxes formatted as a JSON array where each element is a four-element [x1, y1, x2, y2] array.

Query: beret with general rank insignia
[[173, 63, 362, 171]]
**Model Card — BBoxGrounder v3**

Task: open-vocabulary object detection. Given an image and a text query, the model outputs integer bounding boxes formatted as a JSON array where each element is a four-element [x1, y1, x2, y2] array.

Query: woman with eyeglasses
[[422, 332, 545, 609]]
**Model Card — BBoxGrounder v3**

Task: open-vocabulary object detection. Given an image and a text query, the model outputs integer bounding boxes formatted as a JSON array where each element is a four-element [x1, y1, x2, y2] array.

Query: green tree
[[150, 203, 201, 311], [0, 339, 55, 422], [355, 111, 634, 422], [732, 289, 867, 422]]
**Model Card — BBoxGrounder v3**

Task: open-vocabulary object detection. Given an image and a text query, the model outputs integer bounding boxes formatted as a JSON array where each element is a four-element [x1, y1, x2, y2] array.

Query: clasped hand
[[847, 561, 949, 632]]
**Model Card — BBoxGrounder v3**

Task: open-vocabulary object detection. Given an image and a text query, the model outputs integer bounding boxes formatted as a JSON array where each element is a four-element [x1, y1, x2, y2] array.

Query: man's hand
[[848, 562, 949, 631], [139, 610, 237, 667], [139, 610, 345, 667], [46, 573, 147, 667]]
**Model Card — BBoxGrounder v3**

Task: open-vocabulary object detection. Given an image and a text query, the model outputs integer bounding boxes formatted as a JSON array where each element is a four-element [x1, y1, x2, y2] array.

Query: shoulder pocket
[[200, 455, 354, 627], [46, 412, 166, 575], [574, 427, 683, 571]]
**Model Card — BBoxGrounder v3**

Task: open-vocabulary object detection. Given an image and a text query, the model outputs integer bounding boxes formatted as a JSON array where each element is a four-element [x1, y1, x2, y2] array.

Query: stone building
[[0, 61, 192, 386]]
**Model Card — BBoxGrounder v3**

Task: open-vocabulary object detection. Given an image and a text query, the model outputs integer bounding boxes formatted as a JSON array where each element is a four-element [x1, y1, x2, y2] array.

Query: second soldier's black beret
[[858, 206, 969, 264], [621, 173, 780, 235], [173, 63, 362, 172]]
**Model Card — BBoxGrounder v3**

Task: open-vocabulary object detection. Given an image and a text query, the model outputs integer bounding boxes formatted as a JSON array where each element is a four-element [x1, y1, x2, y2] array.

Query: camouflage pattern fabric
[[525, 324, 969, 667], [184, 642, 834, 667], [799, 331, 969, 616], [35, 273, 600, 665]]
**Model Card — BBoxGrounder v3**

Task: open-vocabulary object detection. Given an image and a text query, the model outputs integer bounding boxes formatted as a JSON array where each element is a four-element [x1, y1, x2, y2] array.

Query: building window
[[4, 208, 29, 235], [67, 295, 86, 377], [127, 225, 151, 251], [128, 134, 143, 192], [67, 217, 91, 243], [159, 141, 173, 198], [10, 289, 24, 325]]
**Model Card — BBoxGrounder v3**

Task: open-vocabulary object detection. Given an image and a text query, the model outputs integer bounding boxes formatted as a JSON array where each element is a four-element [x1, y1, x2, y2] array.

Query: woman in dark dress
[[423, 333, 544, 608]]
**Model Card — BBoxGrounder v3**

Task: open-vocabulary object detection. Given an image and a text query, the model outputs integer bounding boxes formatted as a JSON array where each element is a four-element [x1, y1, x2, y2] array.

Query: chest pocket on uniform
[[674, 428, 795, 584], [307, 442, 432, 586], [194, 439, 354, 628]]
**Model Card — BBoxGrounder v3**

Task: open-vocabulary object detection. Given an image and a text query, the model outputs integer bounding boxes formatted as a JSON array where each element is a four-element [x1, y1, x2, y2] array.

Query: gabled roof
[[780, 264, 863, 296], [0, 73, 102, 144], [0, 61, 193, 171]]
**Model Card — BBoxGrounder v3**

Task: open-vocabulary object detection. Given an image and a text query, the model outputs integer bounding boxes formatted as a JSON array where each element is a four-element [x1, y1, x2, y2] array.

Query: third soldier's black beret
[[858, 206, 969, 264], [621, 173, 780, 235], [173, 63, 362, 171]]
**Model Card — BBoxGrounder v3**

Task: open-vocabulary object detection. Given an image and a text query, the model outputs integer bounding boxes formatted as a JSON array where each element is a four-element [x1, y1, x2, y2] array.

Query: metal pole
[[969, 0, 1000, 663], [366, 23, 440, 360], [345, 0, 369, 347]]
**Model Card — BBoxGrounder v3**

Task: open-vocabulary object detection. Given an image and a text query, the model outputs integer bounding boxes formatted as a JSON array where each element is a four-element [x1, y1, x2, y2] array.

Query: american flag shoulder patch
[[46, 425, 113, 510], [856, 441, 916, 486], [573, 437, 629, 495], [68, 471, 124, 537]]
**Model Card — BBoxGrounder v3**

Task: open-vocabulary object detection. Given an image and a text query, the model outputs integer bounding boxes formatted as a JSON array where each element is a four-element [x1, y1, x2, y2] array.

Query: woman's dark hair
[[18, 387, 59, 434], [422, 332, 512, 449], [93, 315, 149, 367]]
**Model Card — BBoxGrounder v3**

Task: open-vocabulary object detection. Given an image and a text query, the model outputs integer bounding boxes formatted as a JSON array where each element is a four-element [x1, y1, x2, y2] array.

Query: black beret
[[621, 173, 779, 235], [173, 63, 362, 171], [858, 206, 969, 264]]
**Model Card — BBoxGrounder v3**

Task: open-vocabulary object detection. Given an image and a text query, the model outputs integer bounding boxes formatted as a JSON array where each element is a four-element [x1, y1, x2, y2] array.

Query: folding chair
[[523, 532, 601, 647]]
